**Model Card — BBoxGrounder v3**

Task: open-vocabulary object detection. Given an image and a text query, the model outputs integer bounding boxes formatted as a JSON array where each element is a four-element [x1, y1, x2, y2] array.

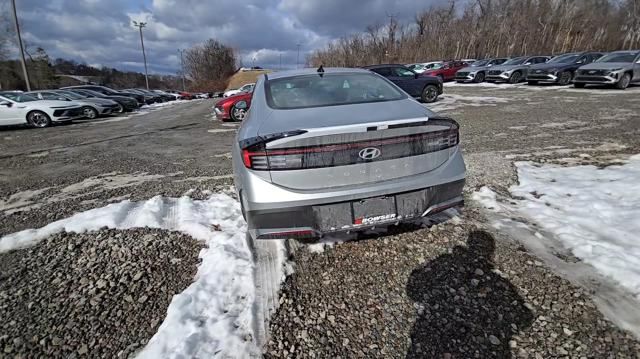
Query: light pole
[[177, 49, 186, 91], [10, 0, 31, 91], [133, 21, 149, 89], [296, 43, 301, 69]]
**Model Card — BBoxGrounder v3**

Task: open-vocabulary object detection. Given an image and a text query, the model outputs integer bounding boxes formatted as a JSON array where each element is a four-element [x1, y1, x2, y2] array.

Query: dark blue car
[[363, 64, 443, 103]]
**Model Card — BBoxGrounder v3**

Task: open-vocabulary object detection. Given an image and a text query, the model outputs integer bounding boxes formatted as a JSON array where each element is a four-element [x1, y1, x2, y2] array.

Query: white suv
[[0, 92, 84, 128], [223, 83, 255, 97]]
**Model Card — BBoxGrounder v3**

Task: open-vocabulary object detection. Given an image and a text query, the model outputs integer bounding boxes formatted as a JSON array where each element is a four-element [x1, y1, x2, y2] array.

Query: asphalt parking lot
[[1, 85, 640, 357]]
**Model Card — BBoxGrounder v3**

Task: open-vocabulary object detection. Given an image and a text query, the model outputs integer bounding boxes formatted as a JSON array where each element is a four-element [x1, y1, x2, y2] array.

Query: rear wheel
[[115, 104, 125, 113], [574, 83, 586, 88], [473, 72, 485, 83], [508, 71, 522, 84], [27, 111, 52, 128], [420, 84, 439, 103], [616, 73, 631, 90], [527, 80, 538, 86], [82, 106, 98, 119], [558, 71, 573, 86], [230, 104, 247, 121]]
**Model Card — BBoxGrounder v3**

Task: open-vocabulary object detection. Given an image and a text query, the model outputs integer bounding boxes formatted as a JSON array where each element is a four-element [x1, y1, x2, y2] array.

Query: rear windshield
[[266, 73, 406, 109]]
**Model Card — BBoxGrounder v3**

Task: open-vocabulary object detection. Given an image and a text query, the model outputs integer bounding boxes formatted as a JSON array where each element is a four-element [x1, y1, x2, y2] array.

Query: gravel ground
[[0, 228, 204, 358], [1, 86, 640, 358], [265, 208, 640, 358]]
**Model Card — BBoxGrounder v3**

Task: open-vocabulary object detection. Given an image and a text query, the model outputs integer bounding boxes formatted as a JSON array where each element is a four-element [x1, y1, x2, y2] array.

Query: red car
[[213, 91, 252, 121], [422, 61, 469, 81], [179, 91, 194, 100]]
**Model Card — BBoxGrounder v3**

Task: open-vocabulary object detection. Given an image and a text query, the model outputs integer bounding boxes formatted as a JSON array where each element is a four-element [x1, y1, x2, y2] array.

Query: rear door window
[[392, 67, 415, 77], [371, 67, 391, 77]]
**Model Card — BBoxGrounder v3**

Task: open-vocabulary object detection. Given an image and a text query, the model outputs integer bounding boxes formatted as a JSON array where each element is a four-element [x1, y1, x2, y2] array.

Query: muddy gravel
[[0, 228, 204, 358]]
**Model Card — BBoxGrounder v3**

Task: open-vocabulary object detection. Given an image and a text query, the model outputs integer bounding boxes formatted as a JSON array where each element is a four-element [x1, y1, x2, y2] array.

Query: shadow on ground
[[406, 230, 533, 358]]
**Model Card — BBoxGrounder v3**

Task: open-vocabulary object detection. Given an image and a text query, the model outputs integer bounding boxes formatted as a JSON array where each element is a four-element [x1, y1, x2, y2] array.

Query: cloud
[[9, 0, 450, 74]]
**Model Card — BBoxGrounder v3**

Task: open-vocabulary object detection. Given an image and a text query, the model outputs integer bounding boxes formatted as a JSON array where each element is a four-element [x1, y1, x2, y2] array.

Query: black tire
[[27, 110, 52, 128], [115, 104, 125, 113], [420, 84, 439, 103], [558, 71, 573, 86], [527, 80, 538, 86], [473, 72, 485, 83], [438, 74, 445, 82], [616, 73, 631, 90], [508, 71, 522, 84], [574, 83, 586, 88], [230, 104, 247, 121], [82, 106, 98, 119]]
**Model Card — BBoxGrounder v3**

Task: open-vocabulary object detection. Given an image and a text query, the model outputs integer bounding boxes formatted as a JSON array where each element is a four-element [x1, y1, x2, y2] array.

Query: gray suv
[[574, 50, 640, 89], [455, 58, 509, 83], [486, 56, 550, 83]]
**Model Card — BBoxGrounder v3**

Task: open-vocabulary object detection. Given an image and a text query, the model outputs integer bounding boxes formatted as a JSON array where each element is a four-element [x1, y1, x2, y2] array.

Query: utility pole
[[177, 49, 186, 91], [279, 53, 282, 69], [296, 43, 301, 69], [10, 0, 31, 91], [133, 21, 149, 89]]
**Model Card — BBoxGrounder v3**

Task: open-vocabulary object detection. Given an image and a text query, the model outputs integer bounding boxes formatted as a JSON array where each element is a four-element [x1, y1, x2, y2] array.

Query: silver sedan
[[233, 68, 466, 241]]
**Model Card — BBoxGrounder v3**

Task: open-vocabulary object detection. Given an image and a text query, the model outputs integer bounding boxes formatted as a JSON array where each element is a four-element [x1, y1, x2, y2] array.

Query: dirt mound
[[226, 69, 271, 90]]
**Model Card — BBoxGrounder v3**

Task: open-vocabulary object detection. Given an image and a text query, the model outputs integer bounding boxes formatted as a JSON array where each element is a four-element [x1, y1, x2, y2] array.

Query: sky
[[4, 0, 450, 75]]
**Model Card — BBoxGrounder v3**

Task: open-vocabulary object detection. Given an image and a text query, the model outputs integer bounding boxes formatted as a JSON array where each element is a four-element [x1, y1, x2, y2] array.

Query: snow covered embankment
[[0, 194, 286, 358]]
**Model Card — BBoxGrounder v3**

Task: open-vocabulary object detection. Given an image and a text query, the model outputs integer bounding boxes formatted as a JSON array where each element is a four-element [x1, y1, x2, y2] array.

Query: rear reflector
[[256, 229, 317, 240], [241, 118, 459, 171]]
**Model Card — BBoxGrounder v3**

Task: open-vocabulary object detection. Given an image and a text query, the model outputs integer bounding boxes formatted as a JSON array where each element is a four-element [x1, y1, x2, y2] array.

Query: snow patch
[[474, 156, 640, 298], [0, 193, 285, 358], [428, 94, 509, 112]]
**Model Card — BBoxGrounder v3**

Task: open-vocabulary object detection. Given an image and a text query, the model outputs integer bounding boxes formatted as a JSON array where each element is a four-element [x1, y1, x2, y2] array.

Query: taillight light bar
[[241, 118, 459, 171]]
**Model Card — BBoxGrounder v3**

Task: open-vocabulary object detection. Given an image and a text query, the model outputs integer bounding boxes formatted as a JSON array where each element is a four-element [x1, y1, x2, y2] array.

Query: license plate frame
[[352, 196, 397, 225]]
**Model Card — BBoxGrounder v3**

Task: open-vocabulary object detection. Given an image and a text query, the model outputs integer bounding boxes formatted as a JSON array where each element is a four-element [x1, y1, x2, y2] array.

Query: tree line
[[308, 0, 640, 67]]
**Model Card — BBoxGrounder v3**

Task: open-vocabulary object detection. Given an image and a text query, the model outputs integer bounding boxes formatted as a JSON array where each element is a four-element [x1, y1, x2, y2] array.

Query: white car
[[224, 83, 255, 97], [0, 92, 85, 128], [407, 62, 444, 74]]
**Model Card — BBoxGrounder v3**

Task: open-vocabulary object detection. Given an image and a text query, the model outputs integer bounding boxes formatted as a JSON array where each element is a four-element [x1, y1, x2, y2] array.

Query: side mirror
[[235, 100, 248, 109], [414, 73, 420, 79], [0, 100, 12, 107]]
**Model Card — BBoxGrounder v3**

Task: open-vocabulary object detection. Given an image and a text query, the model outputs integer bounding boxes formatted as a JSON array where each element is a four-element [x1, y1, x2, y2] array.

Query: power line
[[133, 21, 149, 90], [10, 0, 30, 91]]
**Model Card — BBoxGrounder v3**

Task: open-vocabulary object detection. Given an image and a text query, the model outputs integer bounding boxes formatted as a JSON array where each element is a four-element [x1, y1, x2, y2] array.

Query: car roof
[[361, 64, 407, 69], [267, 67, 373, 80]]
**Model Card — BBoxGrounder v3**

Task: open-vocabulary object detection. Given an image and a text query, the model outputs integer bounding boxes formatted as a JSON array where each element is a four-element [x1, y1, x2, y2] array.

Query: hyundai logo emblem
[[358, 147, 382, 160]]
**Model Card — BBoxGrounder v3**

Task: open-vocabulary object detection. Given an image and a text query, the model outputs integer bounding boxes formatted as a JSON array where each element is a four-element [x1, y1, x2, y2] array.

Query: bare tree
[[183, 39, 237, 91]]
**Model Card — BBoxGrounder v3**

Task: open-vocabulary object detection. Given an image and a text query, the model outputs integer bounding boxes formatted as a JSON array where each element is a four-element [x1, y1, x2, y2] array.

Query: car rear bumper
[[239, 148, 466, 239], [246, 179, 464, 240], [213, 106, 230, 120]]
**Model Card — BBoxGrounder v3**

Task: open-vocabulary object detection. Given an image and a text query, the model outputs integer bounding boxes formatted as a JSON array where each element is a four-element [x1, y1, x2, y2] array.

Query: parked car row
[[0, 84, 208, 128], [449, 50, 640, 89]]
